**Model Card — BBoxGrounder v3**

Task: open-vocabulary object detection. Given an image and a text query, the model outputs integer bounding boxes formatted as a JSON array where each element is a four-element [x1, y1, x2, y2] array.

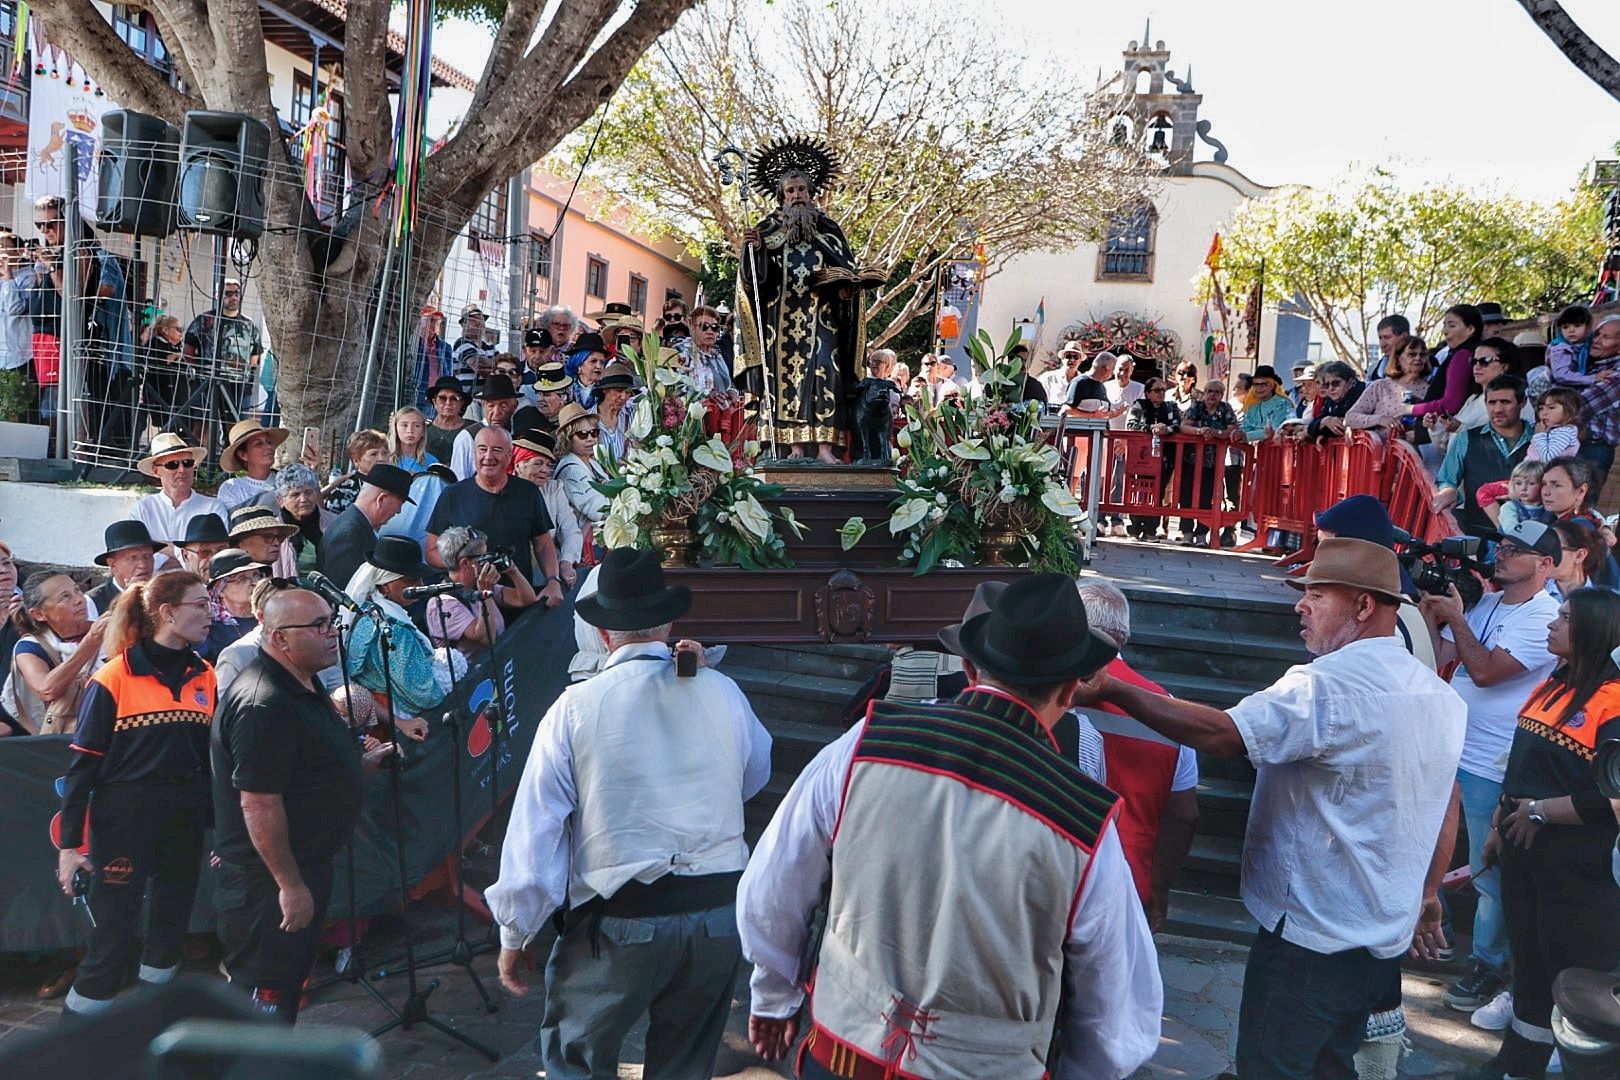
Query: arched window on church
[[1097, 203, 1157, 281]]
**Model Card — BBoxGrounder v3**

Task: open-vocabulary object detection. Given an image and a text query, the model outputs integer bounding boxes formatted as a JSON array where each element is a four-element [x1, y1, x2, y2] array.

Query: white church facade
[[978, 33, 1310, 379]]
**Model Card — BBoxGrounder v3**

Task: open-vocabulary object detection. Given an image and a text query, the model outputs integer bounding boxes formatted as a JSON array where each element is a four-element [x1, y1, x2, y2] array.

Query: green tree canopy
[[1220, 174, 1605, 367], [582, 0, 1155, 348]]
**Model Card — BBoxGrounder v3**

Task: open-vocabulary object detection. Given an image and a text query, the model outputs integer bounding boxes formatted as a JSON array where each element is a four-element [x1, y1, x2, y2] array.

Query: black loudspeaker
[[96, 109, 181, 236], [178, 110, 271, 239]]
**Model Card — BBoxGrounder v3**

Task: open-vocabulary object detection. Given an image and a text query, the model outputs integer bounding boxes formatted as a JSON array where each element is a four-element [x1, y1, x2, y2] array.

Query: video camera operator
[[428, 526, 537, 659], [1419, 520, 1562, 1014]]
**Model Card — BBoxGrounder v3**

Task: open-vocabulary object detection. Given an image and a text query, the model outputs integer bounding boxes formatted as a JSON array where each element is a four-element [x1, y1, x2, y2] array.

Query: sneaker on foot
[[1470, 990, 1514, 1031], [1446, 962, 1507, 1011]]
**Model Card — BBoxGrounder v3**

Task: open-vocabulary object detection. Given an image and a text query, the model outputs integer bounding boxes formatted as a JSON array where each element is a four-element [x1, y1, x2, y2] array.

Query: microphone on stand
[[306, 571, 361, 614], [401, 581, 477, 602]]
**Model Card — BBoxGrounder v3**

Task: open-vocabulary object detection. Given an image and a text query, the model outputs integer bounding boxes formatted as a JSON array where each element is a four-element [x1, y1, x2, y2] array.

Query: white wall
[[981, 163, 1289, 372], [0, 482, 143, 567]]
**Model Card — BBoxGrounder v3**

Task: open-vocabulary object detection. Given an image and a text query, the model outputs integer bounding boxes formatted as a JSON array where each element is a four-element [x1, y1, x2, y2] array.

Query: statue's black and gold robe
[[736, 209, 866, 446]]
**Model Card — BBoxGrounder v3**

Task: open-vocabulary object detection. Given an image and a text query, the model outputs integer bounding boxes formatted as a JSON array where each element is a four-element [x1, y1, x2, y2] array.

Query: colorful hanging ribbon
[[388, 0, 434, 242]]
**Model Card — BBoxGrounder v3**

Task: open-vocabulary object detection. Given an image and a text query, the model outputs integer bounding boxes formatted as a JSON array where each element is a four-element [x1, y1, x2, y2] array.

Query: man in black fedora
[[318, 463, 415, 592], [739, 573, 1162, 1079], [174, 512, 231, 579], [452, 373, 522, 479], [86, 520, 164, 615], [488, 547, 771, 1079]]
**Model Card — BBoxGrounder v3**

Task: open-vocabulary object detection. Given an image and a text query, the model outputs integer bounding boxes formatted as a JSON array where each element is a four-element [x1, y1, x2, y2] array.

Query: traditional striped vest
[[814, 689, 1121, 1079]]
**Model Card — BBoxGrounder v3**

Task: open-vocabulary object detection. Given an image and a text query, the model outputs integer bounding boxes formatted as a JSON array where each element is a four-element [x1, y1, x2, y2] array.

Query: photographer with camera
[[1420, 520, 1562, 1014], [1472, 589, 1620, 1079], [429, 526, 537, 659]]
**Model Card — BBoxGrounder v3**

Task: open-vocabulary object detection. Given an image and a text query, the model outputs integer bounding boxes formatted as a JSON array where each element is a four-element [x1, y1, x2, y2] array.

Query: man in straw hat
[[1078, 539, 1466, 1078], [739, 573, 1161, 1079], [130, 432, 225, 564], [488, 547, 771, 1078], [217, 419, 291, 512]]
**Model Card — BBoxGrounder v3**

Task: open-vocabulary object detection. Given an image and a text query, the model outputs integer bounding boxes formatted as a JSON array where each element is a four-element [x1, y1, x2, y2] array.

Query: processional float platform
[[668, 466, 1029, 645]]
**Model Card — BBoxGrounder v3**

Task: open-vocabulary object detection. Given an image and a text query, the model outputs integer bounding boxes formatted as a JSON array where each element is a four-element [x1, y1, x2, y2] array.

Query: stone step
[[727, 665, 866, 727], [1125, 627, 1305, 685], [1120, 587, 1303, 642], [1162, 890, 1256, 945], [1132, 670, 1256, 710], [722, 642, 891, 683], [1176, 834, 1243, 895], [1194, 776, 1254, 840]]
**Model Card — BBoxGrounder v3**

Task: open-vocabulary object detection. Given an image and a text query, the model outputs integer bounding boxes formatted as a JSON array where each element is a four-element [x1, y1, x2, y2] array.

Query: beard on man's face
[[781, 204, 820, 243]]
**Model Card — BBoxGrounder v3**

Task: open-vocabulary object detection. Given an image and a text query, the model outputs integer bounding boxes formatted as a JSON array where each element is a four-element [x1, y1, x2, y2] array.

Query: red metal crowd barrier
[[1056, 425, 1461, 553]]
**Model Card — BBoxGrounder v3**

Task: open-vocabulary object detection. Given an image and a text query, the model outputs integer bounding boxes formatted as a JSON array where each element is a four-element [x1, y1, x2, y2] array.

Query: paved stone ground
[[0, 908, 1500, 1078]]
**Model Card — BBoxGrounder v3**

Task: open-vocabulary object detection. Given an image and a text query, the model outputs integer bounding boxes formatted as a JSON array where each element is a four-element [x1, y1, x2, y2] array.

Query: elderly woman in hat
[[552, 403, 611, 560], [226, 504, 299, 578], [202, 548, 268, 662], [426, 374, 479, 465], [342, 538, 452, 739], [216, 419, 290, 512], [129, 433, 225, 563], [594, 361, 637, 461], [512, 431, 581, 588], [1239, 366, 1294, 443]]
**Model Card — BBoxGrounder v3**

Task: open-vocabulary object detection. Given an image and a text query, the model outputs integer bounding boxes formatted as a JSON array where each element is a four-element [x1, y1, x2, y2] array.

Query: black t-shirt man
[[1067, 376, 1110, 409], [210, 650, 364, 867], [427, 473, 555, 583]]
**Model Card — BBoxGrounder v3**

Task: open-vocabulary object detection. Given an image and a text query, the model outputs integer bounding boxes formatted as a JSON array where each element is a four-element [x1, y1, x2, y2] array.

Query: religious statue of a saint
[[736, 138, 883, 463]]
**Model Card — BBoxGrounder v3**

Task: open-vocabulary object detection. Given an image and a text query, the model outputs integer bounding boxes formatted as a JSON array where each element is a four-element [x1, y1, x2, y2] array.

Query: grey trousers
[[540, 903, 743, 1080]]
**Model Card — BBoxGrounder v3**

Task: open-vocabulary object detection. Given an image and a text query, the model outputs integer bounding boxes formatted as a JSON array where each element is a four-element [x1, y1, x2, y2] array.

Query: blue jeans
[[1235, 920, 1402, 1080], [1457, 768, 1509, 973]]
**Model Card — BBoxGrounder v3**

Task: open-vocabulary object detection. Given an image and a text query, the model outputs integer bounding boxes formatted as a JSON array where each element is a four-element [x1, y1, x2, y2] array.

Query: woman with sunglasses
[[54, 571, 216, 1019], [130, 432, 227, 566], [202, 549, 268, 663], [552, 403, 611, 564], [1125, 377, 1181, 540], [1478, 589, 1620, 1079], [1424, 338, 1528, 457]]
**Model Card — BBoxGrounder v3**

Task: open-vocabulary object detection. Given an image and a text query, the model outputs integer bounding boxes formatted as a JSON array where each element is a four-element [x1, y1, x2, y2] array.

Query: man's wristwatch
[[1527, 800, 1547, 826]]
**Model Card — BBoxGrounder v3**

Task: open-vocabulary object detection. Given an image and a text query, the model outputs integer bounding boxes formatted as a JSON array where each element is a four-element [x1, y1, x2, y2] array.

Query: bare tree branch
[[31, 0, 193, 121], [1516, 0, 1620, 104]]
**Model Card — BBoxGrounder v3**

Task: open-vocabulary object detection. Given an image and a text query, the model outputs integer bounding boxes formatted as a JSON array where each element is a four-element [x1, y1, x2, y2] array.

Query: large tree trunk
[[1517, 0, 1620, 104], [29, 0, 699, 454]]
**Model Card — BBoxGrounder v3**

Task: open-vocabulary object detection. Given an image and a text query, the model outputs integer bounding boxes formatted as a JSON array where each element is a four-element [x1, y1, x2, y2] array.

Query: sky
[[426, 0, 1620, 202]]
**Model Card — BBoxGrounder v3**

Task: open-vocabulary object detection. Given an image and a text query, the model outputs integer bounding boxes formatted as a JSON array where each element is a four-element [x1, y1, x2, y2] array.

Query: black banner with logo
[[0, 601, 577, 953]]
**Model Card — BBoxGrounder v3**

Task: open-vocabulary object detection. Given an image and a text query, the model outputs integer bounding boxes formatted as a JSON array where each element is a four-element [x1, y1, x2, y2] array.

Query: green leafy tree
[[583, 0, 1154, 350], [1221, 174, 1606, 367]]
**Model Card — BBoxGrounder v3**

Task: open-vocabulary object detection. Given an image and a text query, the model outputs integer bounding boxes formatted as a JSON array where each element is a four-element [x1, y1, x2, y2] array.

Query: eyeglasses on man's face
[[280, 615, 338, 635]]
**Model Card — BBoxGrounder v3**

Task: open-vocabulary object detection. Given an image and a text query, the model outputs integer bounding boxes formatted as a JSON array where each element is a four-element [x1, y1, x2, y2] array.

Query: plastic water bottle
[[1150, 432, 1162, 458]]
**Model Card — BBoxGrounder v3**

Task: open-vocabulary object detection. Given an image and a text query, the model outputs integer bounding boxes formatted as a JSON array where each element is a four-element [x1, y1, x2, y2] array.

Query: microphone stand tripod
[[363, 602, 499, 1061], [392, 588, 498, 1012], [300, 617, 403, 1025]]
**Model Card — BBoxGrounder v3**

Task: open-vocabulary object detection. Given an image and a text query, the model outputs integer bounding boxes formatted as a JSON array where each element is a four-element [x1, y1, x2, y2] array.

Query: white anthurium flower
[[654, 366, 683, 387], [692, 436, 734, 475], [890, 498, 932, 533], [731, 494, 772, 541], [1035, 444, 1061, 471], [948, 439, 990, 461], [602, 515, 639, 549], [656, 434, 675, 448], [630, 398, 655, 440], [838, 516, 867, 550], [777, 506, 807, 539], [657, 446, 682, 467], [1041, 484, 1084, 517]]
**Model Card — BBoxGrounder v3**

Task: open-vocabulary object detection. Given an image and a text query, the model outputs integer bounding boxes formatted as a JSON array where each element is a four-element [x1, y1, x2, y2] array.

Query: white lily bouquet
[[843, 329, 1084, 574], [594, 334, 804, 568]]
